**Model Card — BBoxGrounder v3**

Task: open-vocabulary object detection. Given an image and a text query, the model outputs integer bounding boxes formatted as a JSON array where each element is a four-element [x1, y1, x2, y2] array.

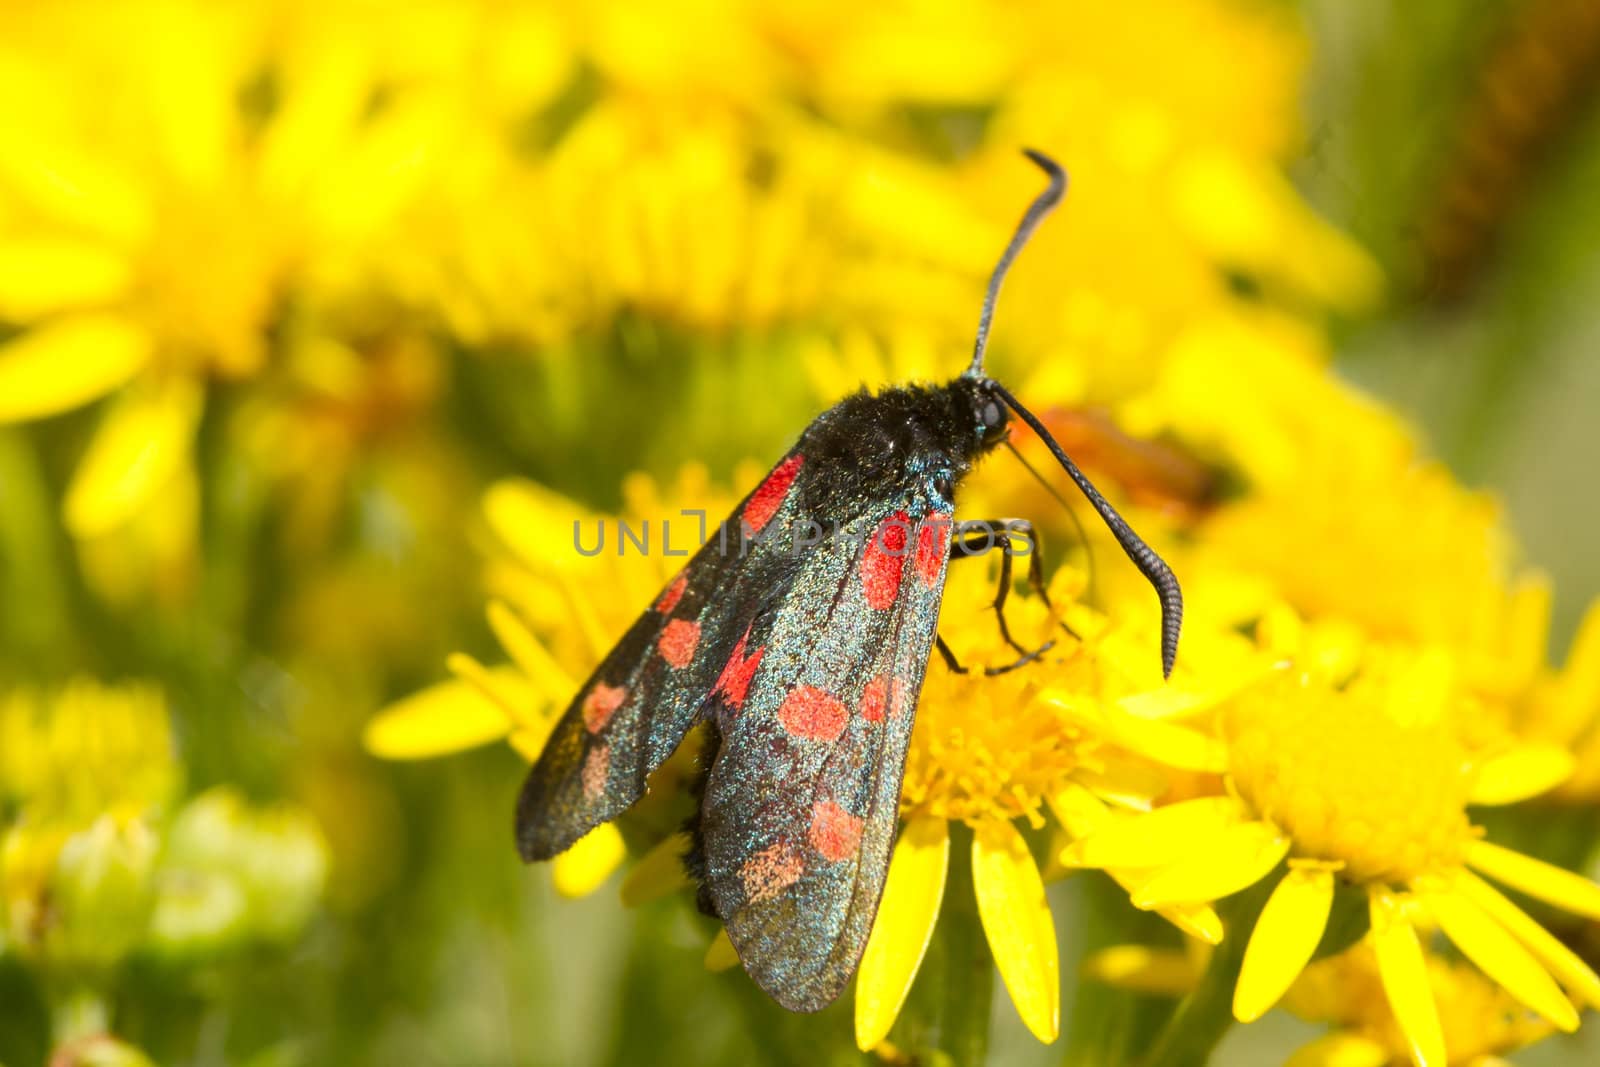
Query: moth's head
[[953, 375, 1011, 458]]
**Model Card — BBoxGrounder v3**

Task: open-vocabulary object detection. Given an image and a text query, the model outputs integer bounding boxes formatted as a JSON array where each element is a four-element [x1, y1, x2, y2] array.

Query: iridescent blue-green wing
[[698, 505, 955, 1011], [515, 454, 807, 861]]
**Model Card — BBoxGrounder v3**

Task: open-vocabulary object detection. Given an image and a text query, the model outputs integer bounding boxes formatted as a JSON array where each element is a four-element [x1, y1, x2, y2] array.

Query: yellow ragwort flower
[[848, 556, 1264, 1049], [1082, 937, 1559, 1066], [0, 0, 461, 593], [366, 465, 751, 896], [0, 679, 177, 959], [1284, 944, 1556, 1067], [1062, 629, 1600, 1067]]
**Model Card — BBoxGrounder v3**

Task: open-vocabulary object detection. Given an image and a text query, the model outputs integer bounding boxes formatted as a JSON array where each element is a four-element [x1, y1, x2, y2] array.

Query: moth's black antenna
[[989, 381, 1183, 678], [965, 149, 1066, 379]]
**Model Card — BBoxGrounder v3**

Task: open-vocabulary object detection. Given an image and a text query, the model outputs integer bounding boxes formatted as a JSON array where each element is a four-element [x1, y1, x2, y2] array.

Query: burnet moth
[[516, 149, 1183, 1011]]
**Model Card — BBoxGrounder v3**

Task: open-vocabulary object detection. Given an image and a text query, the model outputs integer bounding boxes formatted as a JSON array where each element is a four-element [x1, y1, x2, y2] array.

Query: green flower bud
[[156, 788, 327, 952], [145, 868, 248, 959], [46, 816, 157, 974]]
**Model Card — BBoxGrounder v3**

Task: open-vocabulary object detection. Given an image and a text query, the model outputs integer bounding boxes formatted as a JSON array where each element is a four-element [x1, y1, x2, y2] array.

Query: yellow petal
[[1466, 839, 1600, 921], [1504, 573, 1552, 688], [484, 479, 592, 573], [620, 832, 693, 908], [1385, 647, 1453, 728], [855, 817, 949, 1051], [1424, 886, 1578, 1031], [64, 377, 202, 536], [486, 600, 577, 702], [1455, 871, 1600, 1010], [972, 820, 1059, 1043], [1074, 755, 1168, 811], [0, 314, 151, 423], [705, 927, 740, 972], [1048, 787, 1222, 944], [508, 727, 552, 763], [363, 673, 516, 758], [1154, 901, 1225, 946], [551, 823, 625, 898], [1469, 745, 1574, 806], [446, 653, 549, 736], [1083, 945, 1203, 996], [1282, 1032, 1389, 1067], [1555, 597, 1600, 731], [0, 238, 130, 321], [1046, 782, 1110, 839], [0, 129, 149, 242], [1368, 891, 1446, 1067], [1132, 821, 1289, 909], [1060, 796, 1246, 869], [311, 95, 451, 238], [1234, 866, 1334, 1022], [260, 39, 371, 199], [1043, 690, 1227, 772]]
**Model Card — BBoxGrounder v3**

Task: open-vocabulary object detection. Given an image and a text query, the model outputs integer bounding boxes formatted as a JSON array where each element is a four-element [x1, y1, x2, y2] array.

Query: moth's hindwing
[[515, 453, 808, 861], [700, 503, 955, 1011]]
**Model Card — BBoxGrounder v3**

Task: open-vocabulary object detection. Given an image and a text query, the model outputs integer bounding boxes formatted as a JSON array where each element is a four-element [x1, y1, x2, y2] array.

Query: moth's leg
[[935, 634, 969, 675], [947, 518, 1056, 676]]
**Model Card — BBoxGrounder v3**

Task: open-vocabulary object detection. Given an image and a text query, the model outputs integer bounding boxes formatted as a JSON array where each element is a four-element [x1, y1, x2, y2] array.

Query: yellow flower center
[[1223, 668, 1471, 883], [898, 569, 1101, 826], [137, 176, 286, 377]]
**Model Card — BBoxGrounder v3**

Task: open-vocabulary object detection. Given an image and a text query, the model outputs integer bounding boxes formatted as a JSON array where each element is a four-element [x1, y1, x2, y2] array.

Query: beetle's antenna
[[966, 149, 1067, 378], [989, 380, 1183, 678]]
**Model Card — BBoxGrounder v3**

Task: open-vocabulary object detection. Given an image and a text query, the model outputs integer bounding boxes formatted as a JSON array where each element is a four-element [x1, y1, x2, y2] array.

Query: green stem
[[1134, 932, 1244, 1067], [50, 984, 109, 1046], [1136, 878, 1276, 1067], [1061, 875, 1185, 1067], [893, 822, 994, 1067], [937, 824, 992, 1067]]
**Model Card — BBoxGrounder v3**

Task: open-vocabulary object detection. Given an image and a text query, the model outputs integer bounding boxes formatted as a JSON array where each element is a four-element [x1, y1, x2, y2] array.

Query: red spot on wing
[[917, 512, 953, 588], [808, 800, 865, 862], [655, 572, 688, 614], [862, 511, 912, 610], [658, 619, 701, 669], [740, 842, 804, 903], [713, 628, 765, 710], [582, 683, 628, 733], [858, 674, 907, 723], [581, 743, 610, 801], [743, 454, 804, 534], [778, 685, 849, 742]]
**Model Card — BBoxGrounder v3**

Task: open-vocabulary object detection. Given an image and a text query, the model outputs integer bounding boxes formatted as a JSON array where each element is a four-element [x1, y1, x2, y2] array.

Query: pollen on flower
[[1224, 669, 1472, 883], [898, 569, 1105, 824], [1285, 944, 1553, 1065]]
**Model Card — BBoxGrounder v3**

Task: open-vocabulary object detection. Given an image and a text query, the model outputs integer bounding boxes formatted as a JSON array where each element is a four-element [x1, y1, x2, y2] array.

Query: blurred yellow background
[[1, 1, 1598, 1065]]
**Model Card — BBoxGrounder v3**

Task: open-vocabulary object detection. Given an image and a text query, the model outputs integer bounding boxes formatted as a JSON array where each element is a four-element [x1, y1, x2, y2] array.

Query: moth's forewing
[[515, 453, 808, 861], [700, 500, 955, 1011]]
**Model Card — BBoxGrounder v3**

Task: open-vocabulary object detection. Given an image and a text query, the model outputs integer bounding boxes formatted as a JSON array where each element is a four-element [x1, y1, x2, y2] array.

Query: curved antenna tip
[[1021, 148, 1067, 186], [965, 149, 1070, 378]]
